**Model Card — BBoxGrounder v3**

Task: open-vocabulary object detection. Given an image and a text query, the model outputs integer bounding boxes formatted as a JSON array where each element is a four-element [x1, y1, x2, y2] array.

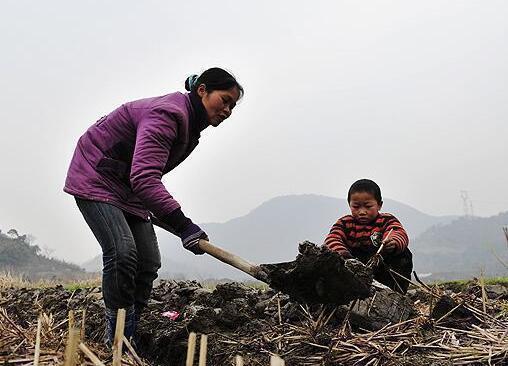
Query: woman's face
[[197, 85, 241, 127]]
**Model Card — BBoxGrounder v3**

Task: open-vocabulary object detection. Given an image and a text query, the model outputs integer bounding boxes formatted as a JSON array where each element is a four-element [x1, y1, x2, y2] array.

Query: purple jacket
[[64, 92, 207, 220]]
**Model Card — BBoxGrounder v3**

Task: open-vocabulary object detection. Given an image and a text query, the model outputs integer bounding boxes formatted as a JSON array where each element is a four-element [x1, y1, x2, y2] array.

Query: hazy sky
[[1, 1, 507, 263]]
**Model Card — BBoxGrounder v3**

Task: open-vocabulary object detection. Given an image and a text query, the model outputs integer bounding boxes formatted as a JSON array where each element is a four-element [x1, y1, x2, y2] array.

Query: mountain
[[0, 230, 86, 280], [158, 194, 458, 279], [83, 194, 458, 279], [411, 212, 508, 280]]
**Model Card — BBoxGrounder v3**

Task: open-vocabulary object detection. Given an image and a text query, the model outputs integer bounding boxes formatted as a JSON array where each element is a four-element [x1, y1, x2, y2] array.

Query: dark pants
[[76, 198, 161, 311], [374, 249, 413, 294], [353, 247, 413, 294]]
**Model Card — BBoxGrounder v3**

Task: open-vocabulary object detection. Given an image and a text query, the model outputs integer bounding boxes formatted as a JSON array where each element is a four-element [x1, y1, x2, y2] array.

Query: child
[[324, 179, 413, 293]]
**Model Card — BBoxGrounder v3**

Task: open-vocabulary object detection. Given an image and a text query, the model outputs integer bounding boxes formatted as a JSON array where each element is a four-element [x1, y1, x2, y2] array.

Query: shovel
[[198, 239, 270, 282], [198, 239, 373, 304], [152, 216, 372, 304], [151, 217, 269, 282]]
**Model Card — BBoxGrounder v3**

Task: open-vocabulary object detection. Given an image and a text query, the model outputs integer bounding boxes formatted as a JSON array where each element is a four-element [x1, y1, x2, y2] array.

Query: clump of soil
[[431, 294, 472, 321], [137, 281, 270, 364], [261, 241, 374, 304]]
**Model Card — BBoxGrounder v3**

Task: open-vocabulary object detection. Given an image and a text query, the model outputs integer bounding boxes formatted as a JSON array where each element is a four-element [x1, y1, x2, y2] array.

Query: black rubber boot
[[105, 305, 136, 348]]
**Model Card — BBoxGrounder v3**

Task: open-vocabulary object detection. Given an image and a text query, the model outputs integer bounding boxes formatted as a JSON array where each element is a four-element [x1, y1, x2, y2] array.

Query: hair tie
[[185, 74, 199, 91]]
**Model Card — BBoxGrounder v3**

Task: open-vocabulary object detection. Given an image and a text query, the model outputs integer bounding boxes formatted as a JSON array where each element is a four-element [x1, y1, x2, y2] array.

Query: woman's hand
[[154, 209, 208, 255], [180, 223, 208, 255]]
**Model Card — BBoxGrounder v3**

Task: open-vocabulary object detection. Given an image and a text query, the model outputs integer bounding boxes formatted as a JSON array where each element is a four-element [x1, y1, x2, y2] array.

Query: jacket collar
[[188, 92, 209, 137]]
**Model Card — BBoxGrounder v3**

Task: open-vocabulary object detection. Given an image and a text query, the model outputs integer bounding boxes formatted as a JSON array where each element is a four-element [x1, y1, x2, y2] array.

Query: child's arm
[[382, 215, 409, 253], [324, 218, 353, 259]]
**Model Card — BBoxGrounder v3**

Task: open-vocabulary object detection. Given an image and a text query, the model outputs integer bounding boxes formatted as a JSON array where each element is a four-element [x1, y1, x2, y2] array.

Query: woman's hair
[[185, 68, 244, 98], [347, 179, 383, 204]]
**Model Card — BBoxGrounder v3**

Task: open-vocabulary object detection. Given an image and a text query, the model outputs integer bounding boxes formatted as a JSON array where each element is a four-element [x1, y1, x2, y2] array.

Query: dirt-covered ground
[[1, 278, 507, 365]]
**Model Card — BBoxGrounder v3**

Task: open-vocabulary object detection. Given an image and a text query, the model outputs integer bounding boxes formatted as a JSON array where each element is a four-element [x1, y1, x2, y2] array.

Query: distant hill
[[83, 194, 458, 279], [412, 212, 508, 280], [0, 229, 86, 280]]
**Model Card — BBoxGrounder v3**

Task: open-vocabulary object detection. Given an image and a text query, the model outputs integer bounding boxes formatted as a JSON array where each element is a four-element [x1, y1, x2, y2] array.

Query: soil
[[0, 279, 406, 365], [1, 273, 506, 365], [261, 241, 374, 304]]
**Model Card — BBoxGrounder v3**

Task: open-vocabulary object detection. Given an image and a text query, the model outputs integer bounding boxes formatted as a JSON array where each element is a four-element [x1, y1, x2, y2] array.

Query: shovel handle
[[150, 217, 268, 282], [198, 239, 268, 282]]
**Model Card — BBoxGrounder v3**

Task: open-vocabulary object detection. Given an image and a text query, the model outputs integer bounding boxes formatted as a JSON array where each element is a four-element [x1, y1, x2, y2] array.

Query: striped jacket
[[324, 213, 409, 259]]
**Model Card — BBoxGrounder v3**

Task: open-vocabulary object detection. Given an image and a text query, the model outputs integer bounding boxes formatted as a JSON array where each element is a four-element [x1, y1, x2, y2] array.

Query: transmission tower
[[460, 190, 470, 217]]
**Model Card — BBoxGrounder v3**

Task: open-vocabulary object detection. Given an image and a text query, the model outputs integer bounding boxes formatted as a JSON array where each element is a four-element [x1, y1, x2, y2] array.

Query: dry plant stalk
[[479, 272, 488, 313], [270, 354, 285, 365], [199, 334, 208, 366], [186, 332, 197, 366], [235, 355, 244, 366], [80, 309, 86, 341], [112, 308, 126, 366], [123, 335, 144, 366], [34, 316, 42, 366], [63, 328, 80, 366], [68, 310, 74, 335], [79, 342, 106, 366], [366, 229, 393, 268]]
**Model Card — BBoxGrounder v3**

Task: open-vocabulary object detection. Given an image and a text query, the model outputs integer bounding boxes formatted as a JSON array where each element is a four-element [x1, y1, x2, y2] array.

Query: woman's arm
[[129, 108, 179, 217], [129, 108, 206, 254]]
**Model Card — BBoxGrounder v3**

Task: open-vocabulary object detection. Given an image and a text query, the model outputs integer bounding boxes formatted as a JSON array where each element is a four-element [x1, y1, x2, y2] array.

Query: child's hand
[[382, 238, 398, 254]]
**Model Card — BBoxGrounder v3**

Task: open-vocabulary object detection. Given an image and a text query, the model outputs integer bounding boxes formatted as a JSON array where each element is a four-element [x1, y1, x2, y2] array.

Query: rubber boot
[[105, 305, 136, 348]]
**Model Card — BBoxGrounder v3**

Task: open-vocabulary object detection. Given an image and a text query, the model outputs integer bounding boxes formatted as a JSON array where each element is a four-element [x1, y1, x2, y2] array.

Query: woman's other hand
[[180, 222, 208, 255]]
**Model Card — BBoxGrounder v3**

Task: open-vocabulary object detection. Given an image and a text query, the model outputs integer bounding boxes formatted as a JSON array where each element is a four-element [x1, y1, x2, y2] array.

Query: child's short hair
[[347, 179, 382, 204]]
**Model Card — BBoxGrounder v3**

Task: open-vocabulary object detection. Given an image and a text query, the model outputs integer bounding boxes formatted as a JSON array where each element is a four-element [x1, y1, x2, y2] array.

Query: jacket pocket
[[96, 157, 131, 201], [96, 157, 129, 180]]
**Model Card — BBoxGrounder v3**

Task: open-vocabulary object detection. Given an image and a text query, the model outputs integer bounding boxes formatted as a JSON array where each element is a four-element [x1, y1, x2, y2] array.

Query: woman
[[64, 68, 243, 344]]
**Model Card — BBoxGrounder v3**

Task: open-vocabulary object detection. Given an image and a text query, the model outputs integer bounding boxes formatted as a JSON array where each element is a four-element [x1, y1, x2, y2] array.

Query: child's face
[[349, 191, 382, 224]]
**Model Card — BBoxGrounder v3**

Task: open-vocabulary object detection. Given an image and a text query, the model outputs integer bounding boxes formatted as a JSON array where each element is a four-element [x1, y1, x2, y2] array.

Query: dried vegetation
[[0, 273, 507, 365]]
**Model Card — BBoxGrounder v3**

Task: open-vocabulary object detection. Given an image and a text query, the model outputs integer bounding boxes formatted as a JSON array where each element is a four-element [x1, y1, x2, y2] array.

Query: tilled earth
[[1, 279, 507, 365]]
